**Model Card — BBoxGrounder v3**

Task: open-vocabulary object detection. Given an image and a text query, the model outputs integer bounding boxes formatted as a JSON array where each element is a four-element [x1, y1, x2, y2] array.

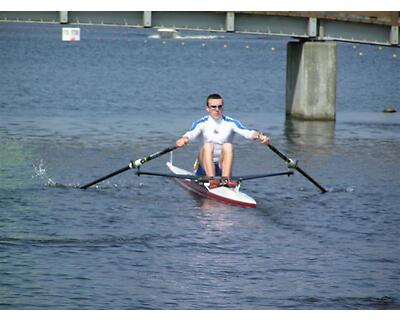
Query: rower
[[175, 93, 269, 188]]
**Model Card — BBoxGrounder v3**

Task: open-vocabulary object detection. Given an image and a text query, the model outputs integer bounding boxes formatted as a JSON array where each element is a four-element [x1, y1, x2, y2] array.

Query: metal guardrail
[[248, 11, 399, 26], [0, 11, 399, 46]]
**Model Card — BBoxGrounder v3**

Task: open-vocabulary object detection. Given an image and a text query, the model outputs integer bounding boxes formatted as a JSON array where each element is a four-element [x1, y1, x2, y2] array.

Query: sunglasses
[[208, 105, 224, 110]]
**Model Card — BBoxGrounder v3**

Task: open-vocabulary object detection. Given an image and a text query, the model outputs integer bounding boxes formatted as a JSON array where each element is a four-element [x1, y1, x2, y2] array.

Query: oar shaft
[[80, 165, 131, 189], [80, 145, 178, 189], [268, 143, 327, 193], [295, 166, 327, 193], [268, 144, 291, 163]]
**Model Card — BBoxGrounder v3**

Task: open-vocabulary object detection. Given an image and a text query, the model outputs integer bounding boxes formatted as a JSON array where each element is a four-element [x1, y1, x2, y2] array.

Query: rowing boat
[[166, 161, 257, 208], [81, 144, 326, 200], [136, 159, 293, 208]]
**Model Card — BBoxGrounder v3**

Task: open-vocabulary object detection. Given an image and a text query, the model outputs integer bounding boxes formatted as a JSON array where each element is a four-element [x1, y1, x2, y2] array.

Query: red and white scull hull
[[166, 161, 256, 208]]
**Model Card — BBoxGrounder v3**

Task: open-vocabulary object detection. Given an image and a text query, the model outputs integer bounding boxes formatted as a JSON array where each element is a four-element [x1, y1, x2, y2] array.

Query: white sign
[[62, 28, 80, 41]]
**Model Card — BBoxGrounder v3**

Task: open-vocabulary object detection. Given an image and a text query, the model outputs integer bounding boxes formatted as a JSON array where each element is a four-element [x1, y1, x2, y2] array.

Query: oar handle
[[267, 143, 327, 193], [130, 145, 178, 168]]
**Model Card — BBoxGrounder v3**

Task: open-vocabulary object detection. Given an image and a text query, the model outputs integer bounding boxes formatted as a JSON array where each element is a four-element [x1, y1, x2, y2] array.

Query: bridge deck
[[1, 11, 399, 46]]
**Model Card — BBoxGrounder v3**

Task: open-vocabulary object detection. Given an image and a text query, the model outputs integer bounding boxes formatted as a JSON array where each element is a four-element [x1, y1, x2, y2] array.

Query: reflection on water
[[284, 118, 336, 156], [194, 197, 235, 214], [284, 117, 336, 148], [193, 198, 239, 234]]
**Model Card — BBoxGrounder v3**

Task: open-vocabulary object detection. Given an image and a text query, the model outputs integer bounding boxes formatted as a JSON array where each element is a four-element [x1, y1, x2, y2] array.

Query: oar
[[80, 145, 178, 189], [267, 143, 327, 193]]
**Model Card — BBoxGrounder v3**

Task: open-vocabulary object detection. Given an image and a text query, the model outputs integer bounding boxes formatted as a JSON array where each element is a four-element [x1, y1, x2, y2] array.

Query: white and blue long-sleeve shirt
[[183, 115, 256, 162]]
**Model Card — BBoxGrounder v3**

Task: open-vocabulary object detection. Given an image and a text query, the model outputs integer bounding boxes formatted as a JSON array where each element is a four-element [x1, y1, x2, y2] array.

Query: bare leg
[[199, 143, 215, 177], [220, 143, 234, 178]]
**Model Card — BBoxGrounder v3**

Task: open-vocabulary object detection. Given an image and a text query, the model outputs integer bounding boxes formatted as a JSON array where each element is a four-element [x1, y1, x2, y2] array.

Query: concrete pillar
[[143, 11, 152, 27], [226, 12, 235, 32], [59, 11, 68, 24], [286, 41, 336, 120]]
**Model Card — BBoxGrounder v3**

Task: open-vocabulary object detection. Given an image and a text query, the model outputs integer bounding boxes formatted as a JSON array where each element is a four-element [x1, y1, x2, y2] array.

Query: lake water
[[0, 22, 400, 309]]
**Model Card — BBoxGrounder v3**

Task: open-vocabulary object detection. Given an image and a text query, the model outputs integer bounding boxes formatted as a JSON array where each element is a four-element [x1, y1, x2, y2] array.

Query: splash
[[325, 186, 355, 193], [32, 160, 58, 187]]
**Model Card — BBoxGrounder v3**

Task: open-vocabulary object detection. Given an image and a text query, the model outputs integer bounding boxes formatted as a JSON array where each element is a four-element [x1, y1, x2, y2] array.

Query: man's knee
[[222, 143, 234, 153], [202, 143, 215, 153], [199, 143, 214, 163]]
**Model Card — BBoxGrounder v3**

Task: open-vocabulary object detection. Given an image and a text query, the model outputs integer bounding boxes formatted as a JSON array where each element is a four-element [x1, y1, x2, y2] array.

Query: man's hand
[[259, 133, 270, 144], [253, 131, 269, 144], [176, 136, 189, 148]]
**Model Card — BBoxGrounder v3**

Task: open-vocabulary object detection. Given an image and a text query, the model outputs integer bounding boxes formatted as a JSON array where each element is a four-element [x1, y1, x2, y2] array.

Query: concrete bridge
[[2, 11, 399, 120]]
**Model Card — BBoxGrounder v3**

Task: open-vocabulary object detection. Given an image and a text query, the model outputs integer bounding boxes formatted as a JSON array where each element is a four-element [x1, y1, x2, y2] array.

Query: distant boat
[[157, 28, 178, 39]]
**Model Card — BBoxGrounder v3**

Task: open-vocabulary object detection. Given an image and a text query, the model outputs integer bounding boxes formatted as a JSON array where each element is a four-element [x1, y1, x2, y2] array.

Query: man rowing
[[175, 93, 270, 189]]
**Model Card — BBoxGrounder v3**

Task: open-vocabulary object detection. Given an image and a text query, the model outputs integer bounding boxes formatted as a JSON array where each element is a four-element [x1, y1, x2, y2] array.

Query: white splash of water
[[326, 186, 355, 193], [32, 160, 57, 186]]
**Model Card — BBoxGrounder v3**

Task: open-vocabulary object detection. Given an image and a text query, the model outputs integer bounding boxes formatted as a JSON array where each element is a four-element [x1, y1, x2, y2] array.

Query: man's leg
[[220, 143, 234, 178], [199, 143, 215, 177]]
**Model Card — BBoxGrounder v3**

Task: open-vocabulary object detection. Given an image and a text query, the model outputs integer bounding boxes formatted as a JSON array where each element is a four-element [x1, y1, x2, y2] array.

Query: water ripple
[[0, 235, 165, 249]]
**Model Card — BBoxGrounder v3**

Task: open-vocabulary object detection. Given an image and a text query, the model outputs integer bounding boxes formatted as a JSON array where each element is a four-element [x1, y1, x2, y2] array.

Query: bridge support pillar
[[286, 41, 336, 120]]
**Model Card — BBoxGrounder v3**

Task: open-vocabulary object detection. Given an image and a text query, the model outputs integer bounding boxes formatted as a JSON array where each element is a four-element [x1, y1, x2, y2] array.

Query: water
[[1, 23, 400, 309]]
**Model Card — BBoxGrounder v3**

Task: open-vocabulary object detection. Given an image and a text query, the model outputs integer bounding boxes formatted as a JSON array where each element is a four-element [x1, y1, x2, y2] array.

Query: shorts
[[194, 162, 222, 177]]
